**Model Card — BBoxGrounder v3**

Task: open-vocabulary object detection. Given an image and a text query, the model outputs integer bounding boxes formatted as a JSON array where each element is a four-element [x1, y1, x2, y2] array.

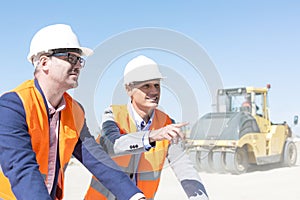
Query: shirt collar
[[47, 97, 66, 116], [129, 103, 155, 131]]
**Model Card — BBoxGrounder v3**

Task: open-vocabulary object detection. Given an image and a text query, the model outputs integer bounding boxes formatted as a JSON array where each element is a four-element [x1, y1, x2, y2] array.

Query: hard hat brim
[[27, 46, 93, 63], [79, 47, 94, 57]]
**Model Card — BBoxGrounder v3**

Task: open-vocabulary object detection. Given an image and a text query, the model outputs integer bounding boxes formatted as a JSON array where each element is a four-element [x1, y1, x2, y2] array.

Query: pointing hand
[[149, 122, 189, 143]]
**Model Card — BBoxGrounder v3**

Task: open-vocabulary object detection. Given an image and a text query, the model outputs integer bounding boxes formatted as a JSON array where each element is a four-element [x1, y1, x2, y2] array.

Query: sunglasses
[[51, 52, 86, 68]]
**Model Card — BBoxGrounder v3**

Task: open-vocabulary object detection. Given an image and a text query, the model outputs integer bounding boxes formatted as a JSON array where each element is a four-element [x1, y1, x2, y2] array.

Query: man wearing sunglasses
[[0, 24, 145, 200]]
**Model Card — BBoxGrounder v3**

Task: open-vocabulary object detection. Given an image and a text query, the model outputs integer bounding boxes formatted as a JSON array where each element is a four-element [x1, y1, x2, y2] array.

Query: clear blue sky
[[1, 1, 300, 134]]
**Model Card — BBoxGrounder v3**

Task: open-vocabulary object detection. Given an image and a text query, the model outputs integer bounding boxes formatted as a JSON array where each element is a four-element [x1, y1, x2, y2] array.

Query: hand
[[149, 122, 189, 143], [129, 193, 147, 200]]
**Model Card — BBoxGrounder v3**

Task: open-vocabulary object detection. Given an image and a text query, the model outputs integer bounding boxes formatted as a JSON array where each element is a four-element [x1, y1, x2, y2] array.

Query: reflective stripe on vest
[[85, 105, 172, 200], [0, 80, 84, 200]]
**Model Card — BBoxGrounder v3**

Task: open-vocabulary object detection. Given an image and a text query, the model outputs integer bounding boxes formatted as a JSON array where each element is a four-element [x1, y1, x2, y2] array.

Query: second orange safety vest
[[84, 105, 172, 200]]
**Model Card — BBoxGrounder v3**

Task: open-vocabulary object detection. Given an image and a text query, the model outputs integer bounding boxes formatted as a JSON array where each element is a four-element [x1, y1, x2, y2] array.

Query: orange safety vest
[[84, 105, 172, 200], [0, 80, 84, 200]]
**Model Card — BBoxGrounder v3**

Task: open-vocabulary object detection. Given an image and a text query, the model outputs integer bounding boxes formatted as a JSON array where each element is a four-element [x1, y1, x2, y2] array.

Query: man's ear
[[125, 84, 133, 96], [39, 55, 50, 71]]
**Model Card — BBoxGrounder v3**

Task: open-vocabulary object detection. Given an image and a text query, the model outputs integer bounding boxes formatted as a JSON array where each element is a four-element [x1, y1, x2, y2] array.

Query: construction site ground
[[63, 141, 300, 200]]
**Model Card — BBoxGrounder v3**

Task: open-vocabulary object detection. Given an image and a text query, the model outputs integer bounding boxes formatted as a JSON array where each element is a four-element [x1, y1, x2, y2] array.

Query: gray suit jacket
[[99, 105, 209, 200]]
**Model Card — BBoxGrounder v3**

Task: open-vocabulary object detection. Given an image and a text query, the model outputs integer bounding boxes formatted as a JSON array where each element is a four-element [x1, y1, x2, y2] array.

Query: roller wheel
[[196, 150, 214, 172], [188, 150, 201, 171], [225, 147, 248, 174], [211, 151, 226, 173], [282, 141, 297, 167]]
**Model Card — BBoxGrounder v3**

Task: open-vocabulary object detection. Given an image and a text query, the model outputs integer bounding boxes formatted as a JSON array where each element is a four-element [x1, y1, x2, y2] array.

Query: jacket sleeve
[[72, 119, 143, 200], [100, 106, 148, 155], [0, 92, 52, 200], [167, 142, 209, 200]]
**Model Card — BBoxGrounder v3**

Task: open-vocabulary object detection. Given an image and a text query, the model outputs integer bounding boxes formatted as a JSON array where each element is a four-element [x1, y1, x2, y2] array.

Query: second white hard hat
[[27, 24, 93, 63], [123, 55, 165, 84]]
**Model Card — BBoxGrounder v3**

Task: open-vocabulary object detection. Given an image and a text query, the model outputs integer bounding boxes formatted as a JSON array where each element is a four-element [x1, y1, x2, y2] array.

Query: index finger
[[173, 122, 189, 128]]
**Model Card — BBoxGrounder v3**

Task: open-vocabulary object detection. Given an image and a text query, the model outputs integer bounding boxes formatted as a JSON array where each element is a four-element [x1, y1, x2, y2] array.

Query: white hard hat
[[27, 24, 93, 63], [124, 55, 165, 84]]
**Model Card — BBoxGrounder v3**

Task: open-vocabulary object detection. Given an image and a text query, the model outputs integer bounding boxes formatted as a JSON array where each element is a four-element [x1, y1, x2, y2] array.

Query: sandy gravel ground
[[63, 142, 300, 200]]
